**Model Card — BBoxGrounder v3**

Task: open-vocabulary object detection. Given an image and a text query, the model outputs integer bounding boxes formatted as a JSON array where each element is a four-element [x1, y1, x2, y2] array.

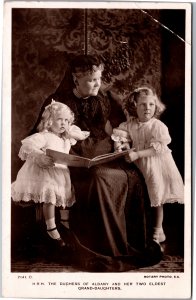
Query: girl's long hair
[[128, 86, 166, 118], [37, 100, 74, 133]]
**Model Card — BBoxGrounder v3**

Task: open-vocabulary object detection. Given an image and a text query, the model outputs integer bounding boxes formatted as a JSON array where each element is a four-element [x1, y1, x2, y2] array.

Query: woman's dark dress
[[33, 89, 150, 257]]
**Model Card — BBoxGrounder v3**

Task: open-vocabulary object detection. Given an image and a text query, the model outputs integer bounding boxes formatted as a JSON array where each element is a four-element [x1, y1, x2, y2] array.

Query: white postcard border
[[2, 1, 192, 299]]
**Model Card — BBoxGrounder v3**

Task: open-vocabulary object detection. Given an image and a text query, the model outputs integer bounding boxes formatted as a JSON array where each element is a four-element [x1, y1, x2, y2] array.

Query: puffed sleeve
[[149, 121, 172, 153], [18, 133, 46, 160], [68, 125, 90, 145], [111, 122, 131, 143]]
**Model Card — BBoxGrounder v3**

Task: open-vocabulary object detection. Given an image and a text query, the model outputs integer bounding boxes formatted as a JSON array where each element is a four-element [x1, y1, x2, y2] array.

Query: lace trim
[[18, 148, 33, 161], [111, 128, 131, 143], [12, 191, 75, 208], [151, 198, 184, 207], [150, 142, 170, 154], [18, 147, 43, 161]]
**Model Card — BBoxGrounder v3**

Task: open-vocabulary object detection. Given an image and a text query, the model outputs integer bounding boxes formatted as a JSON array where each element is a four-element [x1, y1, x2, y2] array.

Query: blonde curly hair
[[37, 100, 74, 132]]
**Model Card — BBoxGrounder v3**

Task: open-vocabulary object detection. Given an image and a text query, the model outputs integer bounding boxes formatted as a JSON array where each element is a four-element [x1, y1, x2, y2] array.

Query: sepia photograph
[[2, 1, 191, 298]]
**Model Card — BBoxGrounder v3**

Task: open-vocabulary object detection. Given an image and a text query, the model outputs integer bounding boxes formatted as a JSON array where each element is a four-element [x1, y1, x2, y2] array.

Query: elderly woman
[[32, 55, 157, 261]]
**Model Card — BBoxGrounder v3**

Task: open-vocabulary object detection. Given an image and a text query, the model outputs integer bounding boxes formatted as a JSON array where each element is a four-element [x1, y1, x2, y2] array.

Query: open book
[[46, 148, 133, 168]]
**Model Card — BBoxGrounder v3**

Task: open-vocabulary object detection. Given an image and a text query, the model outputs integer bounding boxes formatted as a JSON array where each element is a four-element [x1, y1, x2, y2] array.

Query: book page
[[46, 148, 131, 168], [2, 1, 192, 299], [46, 149, 92, 168], [91, 149, 130, 161], [89, 149, 131, 166]]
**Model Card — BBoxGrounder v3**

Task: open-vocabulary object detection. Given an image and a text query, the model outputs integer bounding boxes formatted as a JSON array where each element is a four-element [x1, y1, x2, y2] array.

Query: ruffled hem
[[11, 191, 75, 208], [150, 197, 184, 207]]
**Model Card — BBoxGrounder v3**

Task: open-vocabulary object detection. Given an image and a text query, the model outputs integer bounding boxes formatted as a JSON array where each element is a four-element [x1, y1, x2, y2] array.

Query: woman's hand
[[115, 142, 130, 152], [114, 141, 123, 152]]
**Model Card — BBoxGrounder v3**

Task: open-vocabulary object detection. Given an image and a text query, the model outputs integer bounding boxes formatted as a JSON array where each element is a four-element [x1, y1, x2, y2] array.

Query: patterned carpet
[[11, 204, 184, 273], [11, 254, 184, 273], [11, 231, 184, 273]]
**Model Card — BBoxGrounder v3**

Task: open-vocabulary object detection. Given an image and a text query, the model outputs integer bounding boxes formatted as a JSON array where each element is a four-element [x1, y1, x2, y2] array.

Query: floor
[[11, 203, 184, 273]]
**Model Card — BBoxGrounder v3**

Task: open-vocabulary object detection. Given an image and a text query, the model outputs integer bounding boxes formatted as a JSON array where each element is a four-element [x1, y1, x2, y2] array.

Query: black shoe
[[57, 223, 78, 252], [53, 237, 66, 248], [136, 240, 163, 267], [47, 227, 66, 248]]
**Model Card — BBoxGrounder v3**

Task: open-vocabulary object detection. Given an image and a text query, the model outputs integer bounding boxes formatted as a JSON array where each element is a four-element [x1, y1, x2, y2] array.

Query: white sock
[[153, 226, 166, 243], [60, 209, 70, 229], [153, 227, 163, 233], [46, 217, 60, 239]]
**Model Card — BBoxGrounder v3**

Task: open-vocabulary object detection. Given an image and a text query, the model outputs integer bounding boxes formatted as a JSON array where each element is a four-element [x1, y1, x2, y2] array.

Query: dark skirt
[[70, 158, 150, 257]]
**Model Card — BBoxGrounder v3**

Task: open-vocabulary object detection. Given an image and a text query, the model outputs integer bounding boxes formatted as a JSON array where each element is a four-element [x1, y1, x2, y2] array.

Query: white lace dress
[[112, 117, 184, 207], [12, 126, 87, 208]]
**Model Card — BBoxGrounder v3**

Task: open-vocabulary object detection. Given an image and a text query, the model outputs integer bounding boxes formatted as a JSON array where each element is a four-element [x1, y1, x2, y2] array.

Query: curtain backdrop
[[12, 8, 184, 180]]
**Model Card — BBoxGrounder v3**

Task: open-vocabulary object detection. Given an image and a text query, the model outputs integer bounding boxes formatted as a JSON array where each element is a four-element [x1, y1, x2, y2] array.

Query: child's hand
[[35, 153, 54, 168], [124, 150, 139, 163], [128, 150, 139, 162]]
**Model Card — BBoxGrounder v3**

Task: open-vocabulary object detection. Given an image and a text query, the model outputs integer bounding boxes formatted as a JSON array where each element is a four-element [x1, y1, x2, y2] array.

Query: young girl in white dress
[[12, 100, 89, 247], [111, 87, 184, 243]]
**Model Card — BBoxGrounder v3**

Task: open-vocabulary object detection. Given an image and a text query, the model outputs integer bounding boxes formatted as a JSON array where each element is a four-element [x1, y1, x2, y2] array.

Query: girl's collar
[[136, 117, 155, 126], [43, 129, 63, 138]]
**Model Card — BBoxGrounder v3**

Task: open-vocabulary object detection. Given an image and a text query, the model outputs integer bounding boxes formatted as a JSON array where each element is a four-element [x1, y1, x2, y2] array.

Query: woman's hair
[[55, 54, 104, 94], [128, 86, 166, 118], [70, 54, 104, 79], [37, 100, 74, 132]]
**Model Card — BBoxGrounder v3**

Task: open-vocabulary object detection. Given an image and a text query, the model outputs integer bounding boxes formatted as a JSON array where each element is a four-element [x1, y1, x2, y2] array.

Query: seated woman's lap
[[69, 160, 149, 256]]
